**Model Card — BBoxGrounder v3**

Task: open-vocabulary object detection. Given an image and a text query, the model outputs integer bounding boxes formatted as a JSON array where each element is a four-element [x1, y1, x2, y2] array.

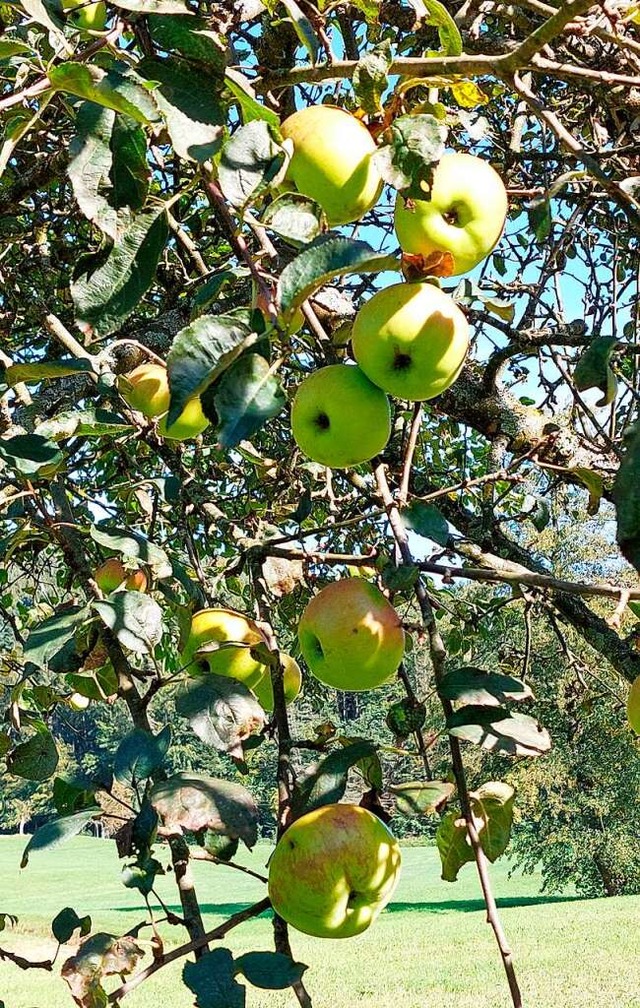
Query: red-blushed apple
[[181, 608, 270, 688], [291, 364, 391, 468], [95, 558, 148, 594], [268, 803, 402, 938], [351, 281, 469, 402], [280, 105, 382, 226], [394, 152, 508, 276], [119, 363, 171, 419], [252, 653, 302, 712], [298, 578, 404, 690]]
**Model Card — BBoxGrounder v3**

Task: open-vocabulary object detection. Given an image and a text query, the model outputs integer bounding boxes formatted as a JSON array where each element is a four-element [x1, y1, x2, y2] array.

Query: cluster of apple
[[118, 362, 210, 442], [281, 105, 508, 470]]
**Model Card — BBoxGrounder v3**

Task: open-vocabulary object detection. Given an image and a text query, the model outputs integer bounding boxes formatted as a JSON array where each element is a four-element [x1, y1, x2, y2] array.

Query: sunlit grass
[[1, 835, 640, 1007]]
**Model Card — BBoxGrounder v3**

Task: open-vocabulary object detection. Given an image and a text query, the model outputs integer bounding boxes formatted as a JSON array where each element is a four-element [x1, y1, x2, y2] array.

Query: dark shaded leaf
[[574, 336, 618, 407], [24, 607, 88, 669], [138, 57, 224, 162], [150, 771, 258, 847], [218, 120, 286, 210], [90, 525, 172, 578], [175, 676, 265, 760], [68, 103, 117, 239], [4, 358, 95, 386], [375, 113, 447, 196], [52, 908, 92, 944], [21, 810, 97, 867], [62, 933, 144, 1007], [93, 591, 164, 654], [0, 433, 64, 477], [183, 948, 245, 1008], [213, 354, 286, 448], [401, 501, 449, 545], [236, 951, 307, 990], [110, 115, 148, 210], [8, 731, 59, 783], [147, 14, 226, 70], [113, 726, 171, 785], [261, 192, 325, 247], [614, 424, 640, 574], [296, 740, 379, 814], [438, 666, 533, 707], [385, 697, 426, 738], [447, 706, 551, 757]]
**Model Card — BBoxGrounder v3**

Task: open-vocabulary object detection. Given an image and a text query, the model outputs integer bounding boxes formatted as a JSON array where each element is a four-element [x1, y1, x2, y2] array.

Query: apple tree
[[2, 0, 640, 1005]]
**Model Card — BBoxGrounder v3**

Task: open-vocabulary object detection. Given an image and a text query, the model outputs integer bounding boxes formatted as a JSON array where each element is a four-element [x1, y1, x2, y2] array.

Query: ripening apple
[[394, 152, 508, 276], [181, 608, 270, 688], [280, 105, 383, 226], [95, 559, 148, 594], [156, 398, 210, 441], [268, 803, 402, 939], [291, 364, 391, 468], [298, 578, 404, 691], [351, 281, 469, 402], [252, 653, 302, 712], [119, 363, 171, 418], [60, 0, 107, 31]]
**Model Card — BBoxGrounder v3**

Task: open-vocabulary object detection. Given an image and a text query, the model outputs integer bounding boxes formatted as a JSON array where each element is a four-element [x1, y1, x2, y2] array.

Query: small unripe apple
[[268, 803, 402, 938], [280, 105, 382, 226], [119, 363, 171, 419], [60, 0, 107, 31], [252, 653, 302, 712], [351, 281, 469, 402], [298, 578, 404, 691], [157, 398, 209, 441], [394, 152, 508, 276], [181, 608, 270, 688], [291, 364, 391, 469], [95, 558, 148, 594], [67, 692, 91, 711]]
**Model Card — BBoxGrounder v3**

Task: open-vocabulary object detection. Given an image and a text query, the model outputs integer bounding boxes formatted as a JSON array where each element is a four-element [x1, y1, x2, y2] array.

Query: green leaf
[[449, 78, 488, 108], [68, 102, 118, 239], [574, 336, 618, 407], [66, 666, 119, 702], [375, 114, 447, 196], [470, 781, 514, 862], [110, 115, 148, 211], [224, 69, 280, 128], [260, 192, 325, 247], [175, 676, 265, 760], [166, 314, 255, 425], [150, 771, 258, 848], [436, 810, 474, 881], [183, 948, 245, 1008], [23, 606, 88, 669], [52, 908, 92, 944], [218, 120, 286, 211], [277, 235, 399, 317], [447, 706, 551, 757], [137, 58, 224, 163], [614, 425, 640, 574], [8, 731, 59, 783], [0, 433, 64, 477], [3, 358, 95, 386], [90, 525, 172, 579], [337, 735, 383, 790], [423, 0, 463, 55], [147, 14, 226, 71], [0, 40, 33, 58], [401, 501, 448, 545], [572, 465, 604, 516], [191, 270, 245, 316], [114, 726, 171, 786], [236, 952, 307, 990], [93, 591, 164, 654], [296, 740, 379, 814], [528, 199, 551, 242], [390, 780, 455, 817], [385, 697, 426, 738], [20, 810, 97, 867], [72, 204, 168, 338], [353, 39, 392, 115], [438, 666, 533, 707], [36, 408, 133, 441], [212, 354, 286, 449], [49, 64, 159, 124], [282, 0, 321, 62], [52, 777, 100, 816], [112, 0, 189, 12]]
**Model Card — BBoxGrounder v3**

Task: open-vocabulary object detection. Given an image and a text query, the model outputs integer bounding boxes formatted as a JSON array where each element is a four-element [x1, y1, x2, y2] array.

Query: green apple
[[291, 364, 391, 468], [119, 363, 171, 419], [268, 803, 402, 938], [181, 608, 269, 688], [351, 281, 469, 402], [280, 105, 383, 226], [61, 0, 107, 31], [394, 152, 508, 276], [95, 558, 148, 594], [298, 578, 404, 691], [157, 398, 210, 441], [252, 653, 302, 712]]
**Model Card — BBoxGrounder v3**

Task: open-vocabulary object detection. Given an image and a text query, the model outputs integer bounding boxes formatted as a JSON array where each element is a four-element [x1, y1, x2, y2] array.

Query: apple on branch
[[268, 803, 402, 939], [298, 578, 405, 690], [394, 152, 508, 276], [291, 364, 391, 469], [119, 362, 210, 441], [351, 281, 470, 402], [251, 653, 302, 712], [60, 0, 107, 31], [280, 105, 383, 227], [181, 608, 270, 689], [95, 558, 148, 594]]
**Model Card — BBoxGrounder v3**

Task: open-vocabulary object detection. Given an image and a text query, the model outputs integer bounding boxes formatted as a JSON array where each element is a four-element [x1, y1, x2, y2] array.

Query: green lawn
[[1, 834, 639, 1008]]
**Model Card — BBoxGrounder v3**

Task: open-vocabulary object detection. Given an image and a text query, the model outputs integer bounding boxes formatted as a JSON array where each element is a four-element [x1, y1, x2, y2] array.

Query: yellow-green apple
[[157, 398, 210, 441], [627, 674, 640, 733], [351, 281, 469, 401], [280, 105, 382, 226], [291, 364, 391, 468], [394, 152, 508, 276], [95, 558, 148, 594], [119, 363, 171, 418], [181, 608, 270, 688], [298, 578, 404, 690], [252, 653, 302, 712], [67, 692, 91, 711], [60, 0, 107, 31], [268, 803, 402, 938]]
